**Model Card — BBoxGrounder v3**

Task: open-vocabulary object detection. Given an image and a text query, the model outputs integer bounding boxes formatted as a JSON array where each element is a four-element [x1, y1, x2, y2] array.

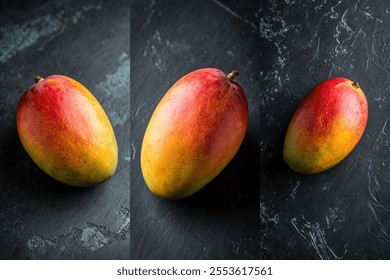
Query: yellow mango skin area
[[283, 77, 368, 174], [141, 68, 248, 199], [16, 75, 118, 187]]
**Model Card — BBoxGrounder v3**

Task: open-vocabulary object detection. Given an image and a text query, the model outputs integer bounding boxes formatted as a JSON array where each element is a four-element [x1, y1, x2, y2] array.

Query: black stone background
[[130, 0, 260, 259], [261, 0, 390, 259], [6, 0, 390, 262], [5, 0, 388, 263], [0, 0, 130, 259]]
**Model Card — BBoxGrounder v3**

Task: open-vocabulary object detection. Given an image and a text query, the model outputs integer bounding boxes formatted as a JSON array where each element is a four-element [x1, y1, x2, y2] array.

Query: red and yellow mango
[[16, 75, 118, 186], [283, 77, 368, 174], [141, 68, 248, 199]]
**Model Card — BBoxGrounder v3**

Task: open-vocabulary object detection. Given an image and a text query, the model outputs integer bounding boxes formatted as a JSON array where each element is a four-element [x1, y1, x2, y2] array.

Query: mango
[[16, 75, 118, 187], [141, 68, 248, 199], [283, 77, 368, 174]]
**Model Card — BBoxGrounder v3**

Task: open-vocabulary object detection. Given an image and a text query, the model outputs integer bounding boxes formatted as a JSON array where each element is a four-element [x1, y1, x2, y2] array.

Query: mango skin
[[141, 68, 248, 199], [16, 75, 118, 187], [283, 77, 368, 174]]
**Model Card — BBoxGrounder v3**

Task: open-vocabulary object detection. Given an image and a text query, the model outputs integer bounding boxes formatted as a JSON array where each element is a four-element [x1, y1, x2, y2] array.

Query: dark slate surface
[[130, 0, 260, 259], [260, 0, 390, 259], [0, 0, 130, 259]]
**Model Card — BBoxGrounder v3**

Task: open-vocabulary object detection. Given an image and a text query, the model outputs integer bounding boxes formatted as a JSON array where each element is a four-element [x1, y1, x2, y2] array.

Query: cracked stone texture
[[0, 0, 129, 259], [260, 0, 390, 259], [27, 207, 130, 259]]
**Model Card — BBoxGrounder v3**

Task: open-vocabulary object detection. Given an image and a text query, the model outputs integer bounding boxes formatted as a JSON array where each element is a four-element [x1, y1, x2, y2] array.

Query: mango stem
[[227, 70, 239, 81], [35, 76, 44, 83], [352, 81, 360, 89]]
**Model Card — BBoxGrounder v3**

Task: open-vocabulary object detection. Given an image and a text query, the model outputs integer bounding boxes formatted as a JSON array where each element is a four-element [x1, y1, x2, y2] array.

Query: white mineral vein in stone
[[97, 53, 130, 127], [27, 206, 130, 259], [0, 15, 61, 63]]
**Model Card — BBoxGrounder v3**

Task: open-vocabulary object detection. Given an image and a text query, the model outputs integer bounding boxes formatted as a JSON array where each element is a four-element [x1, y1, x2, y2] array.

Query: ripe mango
[[283, 77, 368, 174], [141, 68, 248, 199], [16, 75, 118, 187]]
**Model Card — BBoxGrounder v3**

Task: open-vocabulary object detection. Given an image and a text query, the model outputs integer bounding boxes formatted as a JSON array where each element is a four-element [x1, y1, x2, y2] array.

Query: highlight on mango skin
[[283, 77, 368, 175], [16, 75, 118, 187]]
